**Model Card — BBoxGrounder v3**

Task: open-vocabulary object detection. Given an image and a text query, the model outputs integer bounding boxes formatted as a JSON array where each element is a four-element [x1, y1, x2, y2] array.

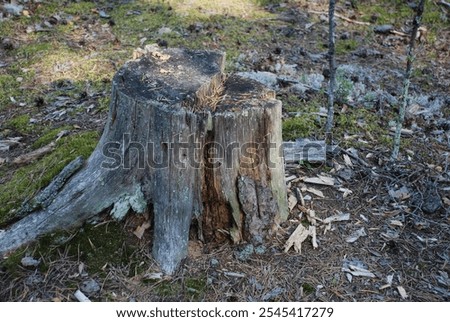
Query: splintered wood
[[284, 205, 319, 254]]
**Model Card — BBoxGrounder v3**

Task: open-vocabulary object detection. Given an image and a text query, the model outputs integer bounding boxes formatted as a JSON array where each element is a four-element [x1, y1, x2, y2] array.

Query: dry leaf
[[397, 286, 408, 299]]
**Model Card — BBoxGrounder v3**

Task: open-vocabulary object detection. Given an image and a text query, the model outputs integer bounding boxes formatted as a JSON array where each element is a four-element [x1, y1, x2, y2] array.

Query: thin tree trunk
[[391, 0, 426, 160], [325, 0, 337, 153]]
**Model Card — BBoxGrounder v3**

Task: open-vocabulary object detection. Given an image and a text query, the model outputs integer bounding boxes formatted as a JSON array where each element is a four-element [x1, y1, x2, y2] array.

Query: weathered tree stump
[[0, 47, 288, 274]]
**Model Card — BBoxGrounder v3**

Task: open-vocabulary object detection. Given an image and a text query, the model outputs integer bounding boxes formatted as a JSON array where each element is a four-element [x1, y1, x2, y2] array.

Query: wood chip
[[285, 175, 297, 182], [223, 271, 246, 278], [338, 187, 353, 198], [343, 265, 375, 278], [143, 272, 163, 280], [443, 197, 450, 206], [284, 223, 312, 254], [288, 194, 298, 211], [133, 221, 151, 239], [306, 187, 324, 198], [397, 286, 408, 299], [343, 154, 353, 167], [304, 176, 334, 186], [389, 220, 404, 227], [323, 212, 350, 224], [74, 289, 91, 302], [346, 227, 367, 243]]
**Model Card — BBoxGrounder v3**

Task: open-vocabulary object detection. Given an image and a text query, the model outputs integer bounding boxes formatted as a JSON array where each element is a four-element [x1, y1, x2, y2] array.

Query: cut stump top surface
[[115, 47, 225, 105], [115, 47, 277, 113]]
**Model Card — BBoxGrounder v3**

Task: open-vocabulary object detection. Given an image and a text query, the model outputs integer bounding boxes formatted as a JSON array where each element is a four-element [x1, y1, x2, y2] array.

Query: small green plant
[[335, 71, 354, 103]]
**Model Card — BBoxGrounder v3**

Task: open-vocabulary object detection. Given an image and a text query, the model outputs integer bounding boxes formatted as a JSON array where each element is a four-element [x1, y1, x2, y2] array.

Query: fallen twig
[[12, 142, 55, 165]]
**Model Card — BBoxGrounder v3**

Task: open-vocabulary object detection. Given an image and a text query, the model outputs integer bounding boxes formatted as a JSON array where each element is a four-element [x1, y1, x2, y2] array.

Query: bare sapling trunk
[[0, 47, 288, 274], [391, 0, 426, 160], [325, 0, 337, 151]]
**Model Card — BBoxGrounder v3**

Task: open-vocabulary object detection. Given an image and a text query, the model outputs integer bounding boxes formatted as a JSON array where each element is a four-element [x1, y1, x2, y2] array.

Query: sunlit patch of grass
[[358, 0, 412, 25], [63, 1, 97, 16], [110, 0, 276, 69], [167, 0, 273, 19], [31, 48, 116, 85]]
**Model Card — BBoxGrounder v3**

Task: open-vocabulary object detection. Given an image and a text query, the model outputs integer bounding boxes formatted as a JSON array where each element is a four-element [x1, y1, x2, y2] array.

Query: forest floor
[[0, 0, 449, 302]]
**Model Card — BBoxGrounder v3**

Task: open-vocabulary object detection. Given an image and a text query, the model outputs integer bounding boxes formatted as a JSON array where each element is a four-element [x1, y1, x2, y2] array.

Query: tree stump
[[0, 47, 288, 274]]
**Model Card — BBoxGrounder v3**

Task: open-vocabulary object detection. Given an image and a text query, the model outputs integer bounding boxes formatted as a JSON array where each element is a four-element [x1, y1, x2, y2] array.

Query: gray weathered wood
[[283, 140, 326, 163]]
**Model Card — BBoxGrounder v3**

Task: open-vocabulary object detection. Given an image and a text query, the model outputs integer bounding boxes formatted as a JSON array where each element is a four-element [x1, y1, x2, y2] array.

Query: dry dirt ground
[[0, 0, 449, 301]]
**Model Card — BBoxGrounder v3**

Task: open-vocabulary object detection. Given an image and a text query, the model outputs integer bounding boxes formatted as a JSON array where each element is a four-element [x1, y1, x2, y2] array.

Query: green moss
[[4, 115, 34, 134], [27, 222, 133, 276], [154, 280, 181, 297], [32, 126, 73, 149], [185, 276, 207, 300], [64, 223, 131, 274], [281, 95, 324, 140], [302, 283, 314, 295], [1, 248, 28, 277], [282, 116, 317, 141], [0, 131, 99, 225]]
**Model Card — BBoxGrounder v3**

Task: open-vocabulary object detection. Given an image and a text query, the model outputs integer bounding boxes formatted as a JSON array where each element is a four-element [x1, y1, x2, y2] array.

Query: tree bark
[[0, 47, 288, 274]]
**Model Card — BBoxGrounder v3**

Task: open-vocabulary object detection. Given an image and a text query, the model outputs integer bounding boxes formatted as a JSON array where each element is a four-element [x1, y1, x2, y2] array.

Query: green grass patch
[[358, 0, 412, 25], [109, 0, 275, 69], [357, 0, 447, 44], [15, 42, 55, 61], [335, 39, 359, 55], [0, 131, 99, 225], [63, 1, 97, 16]]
